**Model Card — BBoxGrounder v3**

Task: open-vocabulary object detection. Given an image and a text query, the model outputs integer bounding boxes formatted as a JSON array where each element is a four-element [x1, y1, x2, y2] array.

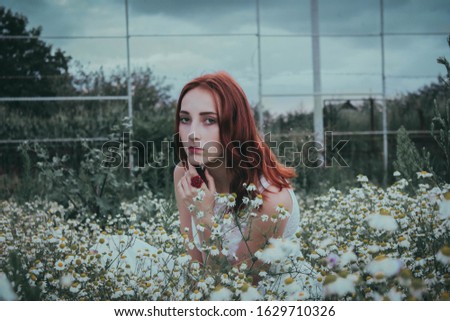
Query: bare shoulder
[[261, 187, 293, 215]]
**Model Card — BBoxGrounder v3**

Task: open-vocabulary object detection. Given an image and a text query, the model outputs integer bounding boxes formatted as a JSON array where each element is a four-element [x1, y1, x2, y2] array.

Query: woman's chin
[[187, 155, 204, 166]]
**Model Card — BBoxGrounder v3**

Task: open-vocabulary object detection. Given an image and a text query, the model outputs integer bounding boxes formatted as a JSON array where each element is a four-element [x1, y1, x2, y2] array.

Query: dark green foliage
[[0, 7, 73, 116], [393, 126, 433, 183]]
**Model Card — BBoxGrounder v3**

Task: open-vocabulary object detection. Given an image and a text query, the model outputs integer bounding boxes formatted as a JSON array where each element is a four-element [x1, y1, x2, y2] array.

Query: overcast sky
[[3, 0, 450, 114]]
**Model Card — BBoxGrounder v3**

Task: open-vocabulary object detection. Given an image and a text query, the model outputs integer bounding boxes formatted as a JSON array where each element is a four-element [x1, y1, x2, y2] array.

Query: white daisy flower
[[356, 174, 369, 182], [221, 247, 229, 256], [189, 289, 203, 300], [261, 214, 269, 222], [222, 213, 233, 225], [124, 287, 135, 296], [339, 251, 357, 268], [239, 283, 262, 300], [193, 189, 205, 202], [367, 210, 398, 232], [54, 260, 65, 271], [436, 246, 450, 265], [69, 282, 81, 293], [393, 171, 401, 177], [366, 255, 403, 278], [324, 274, 358, 297], [416, 171, 432, 179], [251, 194, 263, 208], [216, 193, 228, 204], [210, 245, 220, 256], [227, 194, 236, 207], [439, 192, 450, 220], [210, 286, 233, 301], [246, 183, 257, 192]]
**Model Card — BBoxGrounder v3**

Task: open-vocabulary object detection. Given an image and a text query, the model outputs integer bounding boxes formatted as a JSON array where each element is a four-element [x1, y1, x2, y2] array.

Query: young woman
[[173, 71, 300, 271], [93, 71, 301, 283]]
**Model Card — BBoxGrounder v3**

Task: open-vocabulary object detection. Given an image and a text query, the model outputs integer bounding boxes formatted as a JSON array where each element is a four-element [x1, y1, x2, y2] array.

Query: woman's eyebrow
[[179, 110, 217, 116]]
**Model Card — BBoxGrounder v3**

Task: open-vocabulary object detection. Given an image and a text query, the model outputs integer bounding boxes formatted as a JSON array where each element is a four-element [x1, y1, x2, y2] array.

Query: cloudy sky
[[3, 0, 450, 114]]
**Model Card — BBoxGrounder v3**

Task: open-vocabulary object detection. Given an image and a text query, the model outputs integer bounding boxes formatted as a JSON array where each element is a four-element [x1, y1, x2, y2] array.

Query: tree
[[0, 6, 73, 114]]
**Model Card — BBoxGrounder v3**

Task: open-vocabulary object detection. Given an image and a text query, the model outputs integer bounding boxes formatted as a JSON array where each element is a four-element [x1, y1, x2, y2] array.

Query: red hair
[[174, 71, 296, 208]]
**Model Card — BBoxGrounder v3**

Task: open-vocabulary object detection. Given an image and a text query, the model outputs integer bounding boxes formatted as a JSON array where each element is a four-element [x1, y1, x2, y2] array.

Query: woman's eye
[[205, 118, 216, 125], [180, 117, 190, 123]]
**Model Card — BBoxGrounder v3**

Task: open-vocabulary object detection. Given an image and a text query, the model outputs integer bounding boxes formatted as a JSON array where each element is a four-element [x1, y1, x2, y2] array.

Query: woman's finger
[[177, 181, 187, 203], [180, 175, 193, 201]]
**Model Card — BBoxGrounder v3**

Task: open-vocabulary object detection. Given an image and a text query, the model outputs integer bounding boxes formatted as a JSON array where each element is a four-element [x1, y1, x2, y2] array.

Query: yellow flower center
[[441, 246, 450, 256], [284, 277, 294, 285], [323, 275, 337, 285]]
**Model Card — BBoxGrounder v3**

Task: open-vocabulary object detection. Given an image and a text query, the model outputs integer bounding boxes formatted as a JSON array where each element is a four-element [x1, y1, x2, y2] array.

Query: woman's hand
[[177, 162, 217, 219]]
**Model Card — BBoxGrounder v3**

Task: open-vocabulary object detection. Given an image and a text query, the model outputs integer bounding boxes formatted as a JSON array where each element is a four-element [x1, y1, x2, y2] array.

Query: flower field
[[0, 173, 449, 301]]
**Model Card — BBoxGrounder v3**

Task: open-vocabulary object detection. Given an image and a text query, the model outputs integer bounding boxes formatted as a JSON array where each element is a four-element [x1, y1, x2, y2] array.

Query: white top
[[191, 176, 301, 261]]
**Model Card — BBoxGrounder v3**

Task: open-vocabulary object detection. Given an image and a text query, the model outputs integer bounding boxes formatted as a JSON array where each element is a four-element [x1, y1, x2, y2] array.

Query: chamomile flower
[[357, 174, 369, 183], [210, 286, 233, 301], [436, 246, 450, 265], [124, 287, 135, 296], [246, 183, 257, 192], [393, 171, 401, 177], [367, 210, 398, 232], [416, 171, 432, 179], [261, 214, 269, 222], [339, 251, 357, 268], [197, 279, 208, 291], [366, 255, 403, 278], [227, 194, 236, 207], [323, 274, 358, 297], [216, 193, 228, 204], [69, 282, 81, 293], [251, 194, 263, 208], [222, 213, 232, 225], [189, 289, 203, 300], [239, 283, 261, 301], [221, 247, 229, 257], [438, 192, 450, 220], [210, 245, 220, 256], [193, 189, 205, 202], [54, 260, 65, 271]]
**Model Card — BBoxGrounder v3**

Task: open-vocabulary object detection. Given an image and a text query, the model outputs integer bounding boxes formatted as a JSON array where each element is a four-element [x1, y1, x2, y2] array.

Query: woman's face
[[178, 87, 223, 167]]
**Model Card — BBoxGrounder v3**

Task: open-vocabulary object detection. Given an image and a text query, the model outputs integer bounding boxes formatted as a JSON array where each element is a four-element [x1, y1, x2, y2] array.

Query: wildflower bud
[[323, 275, 337, 285], [284, 277, 295, 285]]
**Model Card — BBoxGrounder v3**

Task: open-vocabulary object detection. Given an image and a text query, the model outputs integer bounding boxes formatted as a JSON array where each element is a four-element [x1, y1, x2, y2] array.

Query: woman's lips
[[188, 146, 203, 154]]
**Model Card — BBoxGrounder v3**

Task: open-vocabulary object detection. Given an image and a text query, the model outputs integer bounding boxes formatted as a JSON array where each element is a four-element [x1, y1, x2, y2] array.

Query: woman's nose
[[188, 130, 200, 141]]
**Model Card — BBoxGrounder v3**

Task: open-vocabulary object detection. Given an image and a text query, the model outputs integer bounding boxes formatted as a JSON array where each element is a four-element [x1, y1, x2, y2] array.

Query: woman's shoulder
[[258, 176, 293, 214], [262, 187, 293, 213]]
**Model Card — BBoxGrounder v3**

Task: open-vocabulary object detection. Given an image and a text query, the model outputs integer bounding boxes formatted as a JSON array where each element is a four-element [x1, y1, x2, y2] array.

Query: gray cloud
[[1, 0, 448, 114]]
